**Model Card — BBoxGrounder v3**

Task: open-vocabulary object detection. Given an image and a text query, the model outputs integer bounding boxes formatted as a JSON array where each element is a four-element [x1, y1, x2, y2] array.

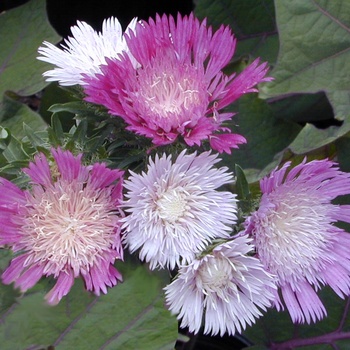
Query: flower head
[[84, 13, 271, 153], [121, 150, 237, 270], [164, 236, 276, 336], [244, 159, 350, 323], [0, 148, 124, 304], [37, 17, 137, 86]]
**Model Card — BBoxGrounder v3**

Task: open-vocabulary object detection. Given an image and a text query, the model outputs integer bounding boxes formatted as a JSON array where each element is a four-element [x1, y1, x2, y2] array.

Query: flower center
[[142, 71, 200, 116], [197, 256, 234, 294], [252, 187, 332, 283], [156, 188, 187, 223], [136, 51, 208, 121], [20, 180, 118, 275]]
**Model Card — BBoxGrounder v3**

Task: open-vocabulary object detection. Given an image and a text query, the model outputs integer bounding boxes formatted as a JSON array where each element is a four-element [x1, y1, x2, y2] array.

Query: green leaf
[[234, 164, 250, 200], [39, 83, 79, 124], [1, 135, 30, 164], [0, 93, 47, 140], [244, 288, 350, 349], [259, 0, 350, 152], [336, 135, 350, 172], [195, 0, 279, 63], [0, 0, 61, 99], [268, 92, 334, 124], [0, 263, 177, 350], [288, 119, 350, 155], [221, 94, 301, 183], [0, 127, 11, 151]]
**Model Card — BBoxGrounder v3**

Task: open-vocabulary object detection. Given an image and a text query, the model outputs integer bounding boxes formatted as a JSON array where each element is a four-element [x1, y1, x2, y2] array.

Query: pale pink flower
[[121, 150, 237, 270], [244, 159, 350, 323], [164, 236, 276, 336], [0, 148, 124, 304], [84, 13, 271, 153], [37, 17, 137, 86]]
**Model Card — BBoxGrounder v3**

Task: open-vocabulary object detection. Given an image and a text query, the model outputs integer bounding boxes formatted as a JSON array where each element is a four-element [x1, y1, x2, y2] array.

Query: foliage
[[0, 0, 349, 349]]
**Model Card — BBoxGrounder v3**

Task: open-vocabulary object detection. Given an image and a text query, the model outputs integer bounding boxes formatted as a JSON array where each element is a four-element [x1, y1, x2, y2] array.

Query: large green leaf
[[0, 263, 177, 350], [260, 0, 350, 153], [0, 0, 61, 99]]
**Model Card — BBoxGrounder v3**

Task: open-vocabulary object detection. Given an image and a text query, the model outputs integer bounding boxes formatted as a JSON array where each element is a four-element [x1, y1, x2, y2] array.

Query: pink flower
[[164, 236, 276, 336], [0, 148, 124, 304], [84, 13, 271, 153], [244, 159, 350, 323], [121, 150, 237, 270]]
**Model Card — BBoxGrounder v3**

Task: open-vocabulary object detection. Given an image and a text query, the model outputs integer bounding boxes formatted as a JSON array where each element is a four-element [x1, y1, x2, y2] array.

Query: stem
[[337, 297, 350, 332], [270, 331, 350, 350]]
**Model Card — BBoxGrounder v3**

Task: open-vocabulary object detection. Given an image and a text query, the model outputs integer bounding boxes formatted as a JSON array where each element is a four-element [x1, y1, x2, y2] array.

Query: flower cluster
[[0, 11, 349, 342]]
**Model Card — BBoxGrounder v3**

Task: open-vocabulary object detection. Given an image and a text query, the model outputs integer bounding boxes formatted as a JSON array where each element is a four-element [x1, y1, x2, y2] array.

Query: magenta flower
[[0, 149, 124, 304], [84, 13, 271, 153], [121, 150, 237, 270], [164, 236, 276, 336], [244, 159, 350, 323]]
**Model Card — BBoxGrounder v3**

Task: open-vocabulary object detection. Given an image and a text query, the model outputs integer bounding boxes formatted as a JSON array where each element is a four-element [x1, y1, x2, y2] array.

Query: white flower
[[121, 150, 237, 270], [164, 236, 276, 336], [37, 17, 137, 86]]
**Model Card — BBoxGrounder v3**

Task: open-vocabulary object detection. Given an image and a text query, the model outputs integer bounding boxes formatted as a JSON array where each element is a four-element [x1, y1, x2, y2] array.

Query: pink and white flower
[[244, 159, 350, 323], [0, 148, 124, 304], [38, 17, 137, 86], [164, 236, 276, 336], [121, 150, 237, 270], [84, 13, 271, 153]]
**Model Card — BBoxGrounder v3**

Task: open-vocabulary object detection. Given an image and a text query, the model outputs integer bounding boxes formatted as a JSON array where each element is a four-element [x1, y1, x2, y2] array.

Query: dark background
[[0, 0, 193, 36]]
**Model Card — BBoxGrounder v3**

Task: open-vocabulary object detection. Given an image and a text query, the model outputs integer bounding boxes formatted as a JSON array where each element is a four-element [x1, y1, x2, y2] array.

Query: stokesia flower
[[244, 159, 350, 323], [121, 150, 237, 270], [0, 148, 124, 304], [37, 17, 137, 86], [164, 236, 276, 336], [84, 13, 271, 153]]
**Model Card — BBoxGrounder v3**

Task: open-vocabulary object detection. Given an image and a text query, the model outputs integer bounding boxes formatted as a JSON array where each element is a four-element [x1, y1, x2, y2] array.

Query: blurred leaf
[[195, 0, 278, 63], [269, 92, 334, 124], [244, 288, 350, 349], [288, 120, 350, 155], [0, 93, 47, 172], [1, 135, 30, 164], [336, 135, 350, 172], [221, 94, 301, 183], [0, 263, 177, 350], [0, 0, 61, 99], [0, 127, 11, 151], [48, 102, 89, 115], [39, 83, 79, 126], [0, 93, 47, 140], [234, 164, 250, 200], [260, 0, 350, 152]]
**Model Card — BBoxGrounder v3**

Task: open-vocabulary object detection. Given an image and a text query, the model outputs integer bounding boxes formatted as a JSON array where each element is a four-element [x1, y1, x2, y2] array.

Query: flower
[[244, 159, 350, 323], [121, 150, 237, 270], [0, 148, 124, 304], [37, 17, 137, 86], [164, 236, 276, 336], [84, 13, 271, 153]]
